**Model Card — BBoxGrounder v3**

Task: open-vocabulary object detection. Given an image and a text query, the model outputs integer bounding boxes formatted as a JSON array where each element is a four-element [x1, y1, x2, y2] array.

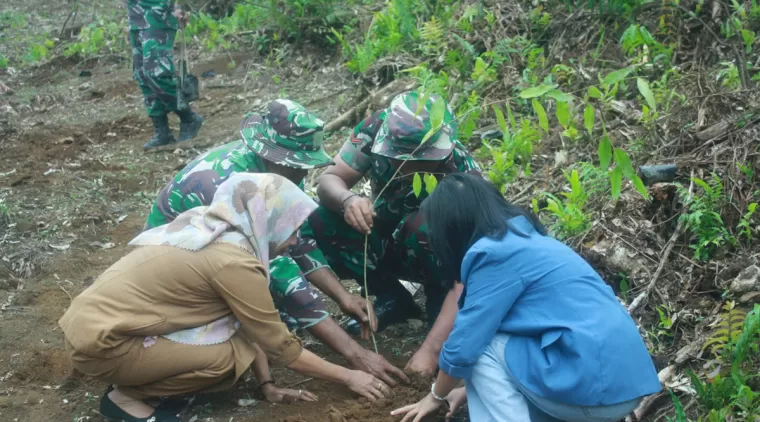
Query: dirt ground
[[0, 2, 455, 420]]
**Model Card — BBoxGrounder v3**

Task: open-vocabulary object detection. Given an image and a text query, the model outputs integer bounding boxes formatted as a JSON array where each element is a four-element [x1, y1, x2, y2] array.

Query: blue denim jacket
[[438, 216, 661, 406]]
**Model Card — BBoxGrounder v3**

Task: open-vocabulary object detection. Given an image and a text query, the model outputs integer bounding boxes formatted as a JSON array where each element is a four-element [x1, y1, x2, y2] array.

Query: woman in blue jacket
[[391, 173, 661, 422]]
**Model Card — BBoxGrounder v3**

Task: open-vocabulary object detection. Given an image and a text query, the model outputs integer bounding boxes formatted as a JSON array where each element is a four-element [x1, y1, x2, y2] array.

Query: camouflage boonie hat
[[371, 91, 457, 161], [240, 99, 333, 169]]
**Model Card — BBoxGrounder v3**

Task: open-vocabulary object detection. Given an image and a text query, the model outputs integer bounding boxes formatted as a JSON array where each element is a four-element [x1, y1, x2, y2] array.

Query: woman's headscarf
[[129, 172, 318, 276], [127, 173, 317, 347]]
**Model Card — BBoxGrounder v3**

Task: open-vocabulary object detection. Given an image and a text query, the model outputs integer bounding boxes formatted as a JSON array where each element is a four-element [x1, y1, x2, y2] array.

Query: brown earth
[[0, 4, 434, 421]]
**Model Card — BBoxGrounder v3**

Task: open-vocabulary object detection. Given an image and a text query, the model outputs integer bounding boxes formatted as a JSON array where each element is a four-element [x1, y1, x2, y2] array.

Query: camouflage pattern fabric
[[303, 106, 481, 322], [127, 0, 179, 117], [339, 109, 481, 222], [144, 140, 331, 329], [239, 100, 332, 169], [127, 0, 179, 30], [370, 91, 456, 161]]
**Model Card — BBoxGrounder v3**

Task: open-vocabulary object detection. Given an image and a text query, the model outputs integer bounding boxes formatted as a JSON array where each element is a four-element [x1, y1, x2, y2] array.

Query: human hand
[[390, 393, 445, 422], [342, 195, 375, 235], [444, 387, 466, 419], [344, 370, 390, 401], [404, 348, 439, 376], [339, 294, 378, 340], [347, 349, 410, 387], [261, 384, 317, 403]]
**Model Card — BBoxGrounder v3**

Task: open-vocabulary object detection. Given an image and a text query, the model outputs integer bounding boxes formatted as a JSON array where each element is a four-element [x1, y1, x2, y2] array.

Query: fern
[[678, 174, 736, 261], [420, 16, 444, 55], [704, 301, 747, 356], [457, 90, 481, 141], [731, 304, 760, 375]]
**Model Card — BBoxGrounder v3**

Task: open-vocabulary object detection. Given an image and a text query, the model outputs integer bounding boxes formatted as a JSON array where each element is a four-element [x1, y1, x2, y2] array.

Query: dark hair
[[421, 173, 546, 287]]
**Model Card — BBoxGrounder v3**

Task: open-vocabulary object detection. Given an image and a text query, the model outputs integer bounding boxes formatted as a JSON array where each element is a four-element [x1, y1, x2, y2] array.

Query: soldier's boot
[[143, 114, 176, 150], [176, 108, 204, 142]]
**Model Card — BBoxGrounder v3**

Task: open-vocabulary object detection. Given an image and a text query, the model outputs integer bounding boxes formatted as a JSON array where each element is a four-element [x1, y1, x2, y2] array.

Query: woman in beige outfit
[[59, 173, 390, 422]]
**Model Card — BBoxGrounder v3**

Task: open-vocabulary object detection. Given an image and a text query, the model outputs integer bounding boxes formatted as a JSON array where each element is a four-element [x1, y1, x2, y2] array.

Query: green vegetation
[[669, 303, 760, 421], [679, 175, 737, 261], [63, 20, 127, 58]]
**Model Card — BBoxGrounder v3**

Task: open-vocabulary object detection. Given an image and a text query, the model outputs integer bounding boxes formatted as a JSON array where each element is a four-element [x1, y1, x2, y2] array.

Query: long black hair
[[421, 173, 546, 287]]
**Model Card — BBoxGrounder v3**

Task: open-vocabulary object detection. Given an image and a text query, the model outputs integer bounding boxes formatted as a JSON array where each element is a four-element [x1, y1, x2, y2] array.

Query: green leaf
[[587, 86, 603, 99], [421, 128, 436, 145], [519, 84, 557, 99], [424, 173, 438, 194], [412, 173, 423, 198], [598, 135, 612, 170], [613, 148, 635, 178], [583, 104, 595, 135], [619, 277, 629, 302], [556, 101, 571, 128], [636, 78, 657, 112], [547, 90, 574, 103], [505, 102, 517, 128], [602, 67, 633, 87], [633, 175, 650, 200], [493, 105, 507, 134], [611, 167, 623, 201], [429, 96, 446, 135], [569, 169, 581, 194], [532, 99, 549, 134], [415, 92, 431, 118]]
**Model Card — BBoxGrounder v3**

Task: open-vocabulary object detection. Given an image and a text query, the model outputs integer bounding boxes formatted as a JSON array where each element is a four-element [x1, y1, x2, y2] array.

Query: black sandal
[[100, 386, 180, 422]]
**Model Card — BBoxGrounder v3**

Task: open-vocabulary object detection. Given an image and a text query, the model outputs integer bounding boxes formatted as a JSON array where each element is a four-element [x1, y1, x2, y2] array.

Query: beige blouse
[[59, 243, 303, 370]]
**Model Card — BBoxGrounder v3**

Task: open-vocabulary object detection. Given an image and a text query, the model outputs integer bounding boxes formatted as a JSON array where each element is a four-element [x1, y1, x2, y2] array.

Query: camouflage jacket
[[151, 140, 304, 225], [126, 0, 179, 30], [340, 109, 482, 223]]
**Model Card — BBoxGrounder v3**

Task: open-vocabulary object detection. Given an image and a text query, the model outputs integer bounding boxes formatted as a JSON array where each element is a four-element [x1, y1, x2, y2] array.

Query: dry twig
[[627, 171, 695, 315]]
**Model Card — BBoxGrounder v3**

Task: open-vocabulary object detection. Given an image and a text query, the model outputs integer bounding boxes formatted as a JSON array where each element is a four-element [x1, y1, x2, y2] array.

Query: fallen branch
[[325, 78, 418, 132], [59, 0, 81, 39], [627, 171, 695, 315], [626, 365, 680, 422]]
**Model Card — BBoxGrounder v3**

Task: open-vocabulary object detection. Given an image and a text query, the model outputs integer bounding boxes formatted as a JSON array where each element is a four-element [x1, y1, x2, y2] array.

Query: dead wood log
[[695, 120, 730, 141], [324, 78, 418, 133]]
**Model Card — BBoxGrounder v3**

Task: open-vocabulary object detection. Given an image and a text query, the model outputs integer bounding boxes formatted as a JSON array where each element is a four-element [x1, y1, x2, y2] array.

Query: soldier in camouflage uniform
[[127, 0, 203, 149], [310, 91, 482, 374], [144, 99, 408, 385]]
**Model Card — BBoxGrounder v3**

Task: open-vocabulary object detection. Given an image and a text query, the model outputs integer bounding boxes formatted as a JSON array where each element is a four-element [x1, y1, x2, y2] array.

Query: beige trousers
[[65, 334, 254, 400]]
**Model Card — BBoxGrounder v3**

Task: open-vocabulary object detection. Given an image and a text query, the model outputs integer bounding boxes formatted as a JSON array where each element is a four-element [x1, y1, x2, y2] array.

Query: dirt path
[[0, 13, 461, 418]]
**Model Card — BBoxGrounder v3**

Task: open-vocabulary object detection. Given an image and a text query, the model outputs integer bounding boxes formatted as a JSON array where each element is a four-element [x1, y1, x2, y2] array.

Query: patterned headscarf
[[129, 172, 317, 277]]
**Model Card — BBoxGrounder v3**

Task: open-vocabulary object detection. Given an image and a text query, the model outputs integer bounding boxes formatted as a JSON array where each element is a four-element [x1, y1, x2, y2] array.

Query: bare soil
[[0, 4, 443, 421]]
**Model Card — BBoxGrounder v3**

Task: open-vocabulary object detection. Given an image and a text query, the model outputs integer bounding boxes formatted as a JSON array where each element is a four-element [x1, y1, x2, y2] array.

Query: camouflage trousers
[[303, 206, 448, 324], [129, 28, 179, 117], [142, 207, 330, 331]]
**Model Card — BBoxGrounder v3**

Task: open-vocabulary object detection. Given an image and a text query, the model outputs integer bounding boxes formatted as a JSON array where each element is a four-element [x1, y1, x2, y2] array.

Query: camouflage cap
[[370, 91, 457, 161], [240, 99, 333, 169]]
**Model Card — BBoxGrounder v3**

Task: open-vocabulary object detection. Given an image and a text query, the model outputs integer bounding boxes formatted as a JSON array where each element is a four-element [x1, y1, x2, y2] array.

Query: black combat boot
[[143, 114, 176, 150], [176, 108, 203, 142]]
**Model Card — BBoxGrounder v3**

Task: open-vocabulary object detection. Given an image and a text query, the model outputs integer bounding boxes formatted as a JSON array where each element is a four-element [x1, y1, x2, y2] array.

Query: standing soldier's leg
[[393, 210, 448, 325], [137, 28, 177, 149]]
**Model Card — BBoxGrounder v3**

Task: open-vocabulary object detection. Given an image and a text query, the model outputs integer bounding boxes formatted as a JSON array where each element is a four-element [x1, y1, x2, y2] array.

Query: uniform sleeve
[[438, 245, 524, 379], [209, 259, 303, 367], [338, 109, 386, 174], [451, 141, 482, 176]]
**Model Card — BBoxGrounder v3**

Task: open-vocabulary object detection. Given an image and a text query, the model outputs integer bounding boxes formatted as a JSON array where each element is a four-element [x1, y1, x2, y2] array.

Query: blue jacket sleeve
[[438, 244, 525, 379]]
